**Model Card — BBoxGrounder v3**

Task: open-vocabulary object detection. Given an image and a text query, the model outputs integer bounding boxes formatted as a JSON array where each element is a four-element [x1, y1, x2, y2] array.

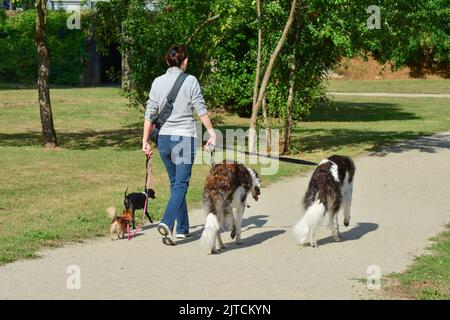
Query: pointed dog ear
[[124, 186, 128, 198]]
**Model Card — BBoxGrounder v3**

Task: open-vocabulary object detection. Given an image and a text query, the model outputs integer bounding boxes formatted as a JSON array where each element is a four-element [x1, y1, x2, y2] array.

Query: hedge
[[0, 9, 87, 85]]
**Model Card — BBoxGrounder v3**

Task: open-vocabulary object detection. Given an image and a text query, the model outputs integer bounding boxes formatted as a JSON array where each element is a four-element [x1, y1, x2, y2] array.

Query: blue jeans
[[158, 135, 196, 234]]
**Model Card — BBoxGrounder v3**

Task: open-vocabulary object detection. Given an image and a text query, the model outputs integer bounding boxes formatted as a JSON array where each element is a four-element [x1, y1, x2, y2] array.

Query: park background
[[0, 0, 449, 299]]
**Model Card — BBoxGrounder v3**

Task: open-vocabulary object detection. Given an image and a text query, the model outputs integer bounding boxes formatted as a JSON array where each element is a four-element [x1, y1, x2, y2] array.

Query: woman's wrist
[[207, 129, 217, 139]]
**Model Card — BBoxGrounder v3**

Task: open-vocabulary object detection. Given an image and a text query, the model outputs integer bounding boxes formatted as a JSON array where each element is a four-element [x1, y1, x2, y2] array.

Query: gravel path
[[1, 133, 449, 299]]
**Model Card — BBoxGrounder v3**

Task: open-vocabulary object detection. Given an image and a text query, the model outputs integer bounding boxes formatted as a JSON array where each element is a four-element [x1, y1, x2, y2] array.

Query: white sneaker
[[158, 223, 175, 246]]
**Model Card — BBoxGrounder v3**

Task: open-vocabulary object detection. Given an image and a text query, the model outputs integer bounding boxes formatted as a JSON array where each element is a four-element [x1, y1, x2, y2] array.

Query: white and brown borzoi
[[201, 161, 261, 254], [293, 155, 355, 247]]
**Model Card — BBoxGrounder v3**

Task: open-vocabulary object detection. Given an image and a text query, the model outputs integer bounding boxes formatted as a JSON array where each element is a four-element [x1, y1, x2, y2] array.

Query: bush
[[0, 10, 87, 85]]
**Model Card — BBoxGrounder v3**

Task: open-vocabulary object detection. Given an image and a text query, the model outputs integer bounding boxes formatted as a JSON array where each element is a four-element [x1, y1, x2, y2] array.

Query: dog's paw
[[310, 242, 318, 248], [344, 220, 350, 227], [230, 229, 236, 239], [333, 235, 342, 242]]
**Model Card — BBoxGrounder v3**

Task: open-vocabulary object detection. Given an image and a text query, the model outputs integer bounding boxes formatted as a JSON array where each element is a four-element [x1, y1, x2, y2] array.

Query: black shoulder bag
[[149, 72, 189, 145]]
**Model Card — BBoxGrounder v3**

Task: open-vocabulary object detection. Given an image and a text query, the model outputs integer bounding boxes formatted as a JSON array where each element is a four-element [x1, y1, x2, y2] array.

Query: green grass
[[385, 225, 450, 300], [1, 86, 450, 265], [326, 79, 450, 94]]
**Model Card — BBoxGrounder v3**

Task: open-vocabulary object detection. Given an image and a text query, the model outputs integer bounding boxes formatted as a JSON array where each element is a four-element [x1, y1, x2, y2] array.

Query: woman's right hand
[[204, 134, 216, 151], [142, 142, 153, 158]]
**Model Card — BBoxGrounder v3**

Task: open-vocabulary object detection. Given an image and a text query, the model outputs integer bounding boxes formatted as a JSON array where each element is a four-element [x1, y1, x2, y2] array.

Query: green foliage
[[94, 0, 255, 110], [258, 0, 369, 143], [0, 10, 87, 85], [11, 0, 35, 10], [361, 0, 449, 74], [92, 0, 449, 142], [0, 9, 6, 24]]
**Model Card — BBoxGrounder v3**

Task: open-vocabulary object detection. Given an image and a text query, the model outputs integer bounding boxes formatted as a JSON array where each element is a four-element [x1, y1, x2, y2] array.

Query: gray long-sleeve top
[[144, 66, 208, 137]]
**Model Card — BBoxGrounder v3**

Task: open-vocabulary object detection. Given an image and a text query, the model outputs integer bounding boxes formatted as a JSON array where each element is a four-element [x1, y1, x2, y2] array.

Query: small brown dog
[[107, 207, 133, 240]]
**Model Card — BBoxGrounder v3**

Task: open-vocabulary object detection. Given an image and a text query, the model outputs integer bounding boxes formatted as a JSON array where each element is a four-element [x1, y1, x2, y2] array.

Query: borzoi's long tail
[[292, 200, 326, 245], [201, 213, 219, 253]]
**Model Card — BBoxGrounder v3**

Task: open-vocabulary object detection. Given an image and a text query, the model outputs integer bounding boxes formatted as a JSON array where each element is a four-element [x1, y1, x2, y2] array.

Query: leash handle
[[207, 144, 216, 166]]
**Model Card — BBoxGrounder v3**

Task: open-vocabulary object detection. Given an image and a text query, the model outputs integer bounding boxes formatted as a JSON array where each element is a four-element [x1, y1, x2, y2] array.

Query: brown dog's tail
[[106, 207, 117, 221]]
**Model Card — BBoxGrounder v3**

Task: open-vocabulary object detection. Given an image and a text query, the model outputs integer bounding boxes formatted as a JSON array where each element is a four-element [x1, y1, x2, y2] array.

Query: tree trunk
[[281, 6, 302, 154], [249, 0, 263, 154], [281, 61, 295, 154], [36, 0, 57, 148], [249, 0, 297, 153], [261, 96, 272, 154], [121, 53, 131, 91], [9, 0, 12, 10], [187, 13, 221, 44]]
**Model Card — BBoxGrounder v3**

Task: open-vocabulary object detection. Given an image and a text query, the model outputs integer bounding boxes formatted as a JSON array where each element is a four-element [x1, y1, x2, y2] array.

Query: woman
[[142, 45, 216, 245]]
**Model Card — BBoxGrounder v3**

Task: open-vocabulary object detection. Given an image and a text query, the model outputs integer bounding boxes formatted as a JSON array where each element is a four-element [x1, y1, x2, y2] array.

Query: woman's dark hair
[[165, 45, 188, 67]]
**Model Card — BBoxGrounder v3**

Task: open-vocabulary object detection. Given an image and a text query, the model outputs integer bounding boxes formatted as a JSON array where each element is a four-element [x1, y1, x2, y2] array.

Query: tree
[[365, 0, 449, 76], [93, 0, 449, 154], [248, 0, 297, 153], [36, 0, 57, 147]]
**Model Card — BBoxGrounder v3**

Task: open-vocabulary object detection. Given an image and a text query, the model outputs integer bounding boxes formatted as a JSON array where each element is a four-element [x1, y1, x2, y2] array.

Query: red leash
[[128, 154, 153, 241]]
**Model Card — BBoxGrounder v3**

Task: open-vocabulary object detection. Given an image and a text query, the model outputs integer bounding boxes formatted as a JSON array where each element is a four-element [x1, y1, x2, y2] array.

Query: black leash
[[207, 145, 318, 166], [251, 152, 317, 166]]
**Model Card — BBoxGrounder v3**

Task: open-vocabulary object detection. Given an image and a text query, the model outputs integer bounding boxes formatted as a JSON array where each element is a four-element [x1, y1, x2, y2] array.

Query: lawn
[[1, 85, 450, 268], [385, 224, 450, 299], [327, 79, 450, 94]]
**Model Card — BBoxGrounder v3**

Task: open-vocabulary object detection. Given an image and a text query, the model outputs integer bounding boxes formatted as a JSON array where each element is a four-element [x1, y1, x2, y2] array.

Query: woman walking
[[142, 45, 216, 245]]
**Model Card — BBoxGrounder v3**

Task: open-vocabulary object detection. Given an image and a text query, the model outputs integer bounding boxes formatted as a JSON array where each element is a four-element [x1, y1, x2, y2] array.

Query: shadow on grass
[[0, 83, 121, 91], [0, 101, 431, 154], [290, 129, 431, 153], [0, 128, 142, 150], [370, 132, 450, 155], [309, 101, 420, 122], [1, 128, 437, 155]]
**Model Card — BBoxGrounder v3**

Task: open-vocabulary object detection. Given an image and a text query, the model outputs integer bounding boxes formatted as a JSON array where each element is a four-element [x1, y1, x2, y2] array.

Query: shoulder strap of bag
[[156, 72, 189, 126]]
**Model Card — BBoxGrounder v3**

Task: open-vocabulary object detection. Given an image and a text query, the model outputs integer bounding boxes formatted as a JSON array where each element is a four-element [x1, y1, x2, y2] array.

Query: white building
[[48, 0, 105, 11], [48, 0, 157, 11]]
